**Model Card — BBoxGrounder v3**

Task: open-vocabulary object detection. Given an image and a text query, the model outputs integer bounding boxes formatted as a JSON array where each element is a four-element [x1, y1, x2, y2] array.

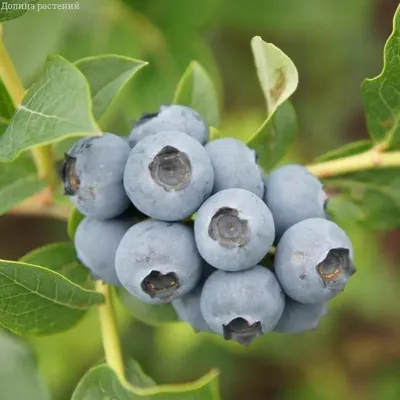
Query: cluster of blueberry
[[62, 105, 356, 346]]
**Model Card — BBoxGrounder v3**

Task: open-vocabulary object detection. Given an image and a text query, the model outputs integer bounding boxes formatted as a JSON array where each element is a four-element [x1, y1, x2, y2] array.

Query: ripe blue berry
[[200, 266, 285, 346], [264, 164, 327, 240], [62, 133, 131, 219], [128, 105, 209, 147], [204, 138, 264, 197], [275, 218, 356, 304], [274, 297, 329, 333], [115, 220, 202, 304], [172, 286, 212, 333], [194, 188, 275, 271], [172, 262, 215, 332], [74, 217, 132, 285], [124, 131, 214, 221]]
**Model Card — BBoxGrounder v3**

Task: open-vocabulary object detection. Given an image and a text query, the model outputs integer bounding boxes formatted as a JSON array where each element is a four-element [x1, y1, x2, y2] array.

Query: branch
[[8, 202, 71, 221], [96, 281, 125, 380], [306, 149, 400, 178], [6, 190, 71, 221]]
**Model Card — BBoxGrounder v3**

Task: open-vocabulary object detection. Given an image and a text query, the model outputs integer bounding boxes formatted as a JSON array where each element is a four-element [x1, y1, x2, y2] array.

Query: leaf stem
[[31, 145, 59, 188], [306, 149, 400, 178], [95, 281, 125, 381], [0, 24, 58, 188], [0, 26, 24, 106]]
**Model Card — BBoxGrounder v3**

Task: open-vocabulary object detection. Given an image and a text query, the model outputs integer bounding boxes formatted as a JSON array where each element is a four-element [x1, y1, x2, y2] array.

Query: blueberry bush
[[0, 2, 400, 399]]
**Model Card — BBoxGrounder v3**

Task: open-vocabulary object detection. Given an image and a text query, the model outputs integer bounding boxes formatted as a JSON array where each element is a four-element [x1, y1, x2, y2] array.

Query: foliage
[[0, 2, 399, 399], [72, 364, 220, 400], [361, 7, 400, 148]]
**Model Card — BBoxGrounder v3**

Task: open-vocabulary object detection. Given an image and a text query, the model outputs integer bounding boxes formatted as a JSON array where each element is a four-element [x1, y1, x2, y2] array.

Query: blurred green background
[[1, 0, 400, 399]]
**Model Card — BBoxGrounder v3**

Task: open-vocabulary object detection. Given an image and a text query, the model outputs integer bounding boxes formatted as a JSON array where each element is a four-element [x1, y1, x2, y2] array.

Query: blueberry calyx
[[223, 317, 263, 346], [140, 270, 180, 300], [149, 146, 192, 191], [317, 248, 356, 290], [208, 207, 249, 248], [61, 153, 80, 195]]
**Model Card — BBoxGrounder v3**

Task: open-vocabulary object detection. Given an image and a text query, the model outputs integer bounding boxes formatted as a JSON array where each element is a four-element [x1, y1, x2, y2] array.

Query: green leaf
[[0, 260, 103, 335], [72, 364, 220, 400], [0, 154, 46, 215], [118, 288, 178, 327], [326, 196, 366, 223], [173, 61, 220, 127], [75, 55, 148, 122], [67, 207, 85, 240], [0, 0, 38, 22], [324, 168, 400, 230], [0, 329, 50, 400], [0, 54, 100, 162], [315, 139, 372, 162], [372, 365, 400, 400], [126, 360, 156, 389], [0, 80, 14, 120], [246, 37, 299, 170], [247, 101, 297, 170], [0, 121, 7, 134], [20, 242, 89, 285], [361, 4, 400, 148], [250, 36, 299, 117]]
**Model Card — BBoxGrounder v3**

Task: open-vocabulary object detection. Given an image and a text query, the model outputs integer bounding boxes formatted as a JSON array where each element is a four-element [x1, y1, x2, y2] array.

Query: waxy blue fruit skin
[[128, 105, 209, 147], [172, 262, 215, 332], [62, 133, 131, 220], [200, 266, 285, 346], [194, 188, 275, 271], [124, 131, 214, 221], [115, 220, 202, 304], [74, 217, 132, 286], [205, 138, 264, 198], [275, 218, 356, 304], [172, 287, 212, 333], [264, 164, 327, 240], [274, 297, 329, 333]]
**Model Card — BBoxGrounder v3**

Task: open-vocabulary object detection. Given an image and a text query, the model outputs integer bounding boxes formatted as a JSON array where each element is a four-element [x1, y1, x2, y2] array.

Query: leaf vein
[[0, 270, 93, 311]]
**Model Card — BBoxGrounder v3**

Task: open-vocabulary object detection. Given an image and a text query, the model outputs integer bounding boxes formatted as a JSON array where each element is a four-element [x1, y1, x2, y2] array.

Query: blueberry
[[61, 133, 131, 220], [172, 286, 212, 333], [115, 220, 202, 304], [264, 164, 328, 240], [274, 297, 329, 333], [74, 217, 132, 285], [204, 138, 264, 198], [171, 261, 216, 332], [124, 131, 214, 221], [194, 188, 275, 271], [128, 105, 209, 147], [275, 218, 356, 304], [200, 266, 285, 346]]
